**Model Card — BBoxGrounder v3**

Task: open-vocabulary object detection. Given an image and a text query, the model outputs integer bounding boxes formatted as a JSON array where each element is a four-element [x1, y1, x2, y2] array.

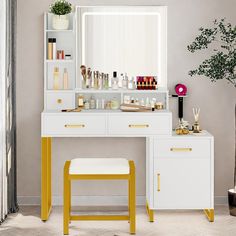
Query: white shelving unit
[[43, 11, 169, 111]]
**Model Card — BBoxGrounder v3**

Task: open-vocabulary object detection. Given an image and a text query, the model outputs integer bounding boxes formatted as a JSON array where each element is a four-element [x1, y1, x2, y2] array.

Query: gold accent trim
[[63, 160, 136, 235], [69, 174, 130, 180], [204, 209, 214, 222], [128, 124, 149, 128], [157, 173, 160, 191], [70, 215, 129, 221], [170, 148, 192, 152], [41, 137, 52, 221], [146, 201, 154, 222], [64, 124, 85, 128], [57, 99, 62, 104]]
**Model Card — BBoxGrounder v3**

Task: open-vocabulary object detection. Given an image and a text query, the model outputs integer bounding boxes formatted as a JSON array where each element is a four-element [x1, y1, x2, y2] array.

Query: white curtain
[[0, 0, 8, 222]]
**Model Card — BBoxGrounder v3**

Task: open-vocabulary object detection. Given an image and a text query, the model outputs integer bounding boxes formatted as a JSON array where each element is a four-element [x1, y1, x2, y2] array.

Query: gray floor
[[0, 205, 236, 236]]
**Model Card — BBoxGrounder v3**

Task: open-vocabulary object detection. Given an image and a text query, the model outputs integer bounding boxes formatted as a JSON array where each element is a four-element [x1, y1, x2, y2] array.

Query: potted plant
[[187, 19, 236, 215], [49, 0, 72, 30]]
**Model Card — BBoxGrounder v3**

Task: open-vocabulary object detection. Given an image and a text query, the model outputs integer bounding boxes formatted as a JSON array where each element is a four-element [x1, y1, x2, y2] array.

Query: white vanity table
[[41, 6, 214, 223]]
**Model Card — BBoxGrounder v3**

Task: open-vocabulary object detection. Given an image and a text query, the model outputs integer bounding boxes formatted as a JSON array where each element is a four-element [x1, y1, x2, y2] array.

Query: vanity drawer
[[42, 114, 106, 136], [46, 92, 75, 110], [154, 138, 211, 158], [108, 114, 172, 135]]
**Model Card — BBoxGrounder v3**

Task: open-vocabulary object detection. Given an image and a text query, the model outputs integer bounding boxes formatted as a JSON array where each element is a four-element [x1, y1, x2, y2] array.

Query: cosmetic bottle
[[63, 68, 68, 89], [112, 71, 119, 90], [128, 76, 133, 90], [119, 74, 124, 88], [90, 96, 96, 109], [145, 97, 150, 108], [111, 98, 119, 110], [96, 99, 100, 109], [98, 73, 103, 90], [84, 100, 90, 110], [48, 38, 53, 60], [104, 74, 109, 89], [94, 71, 99, 90], [122, 73, 128, 89], [53, 67, 60, 90], [52, 38, 57, 60], [101, 99, 105, 109], [78, 94, 84, 107], [151, 100, 155, 111]]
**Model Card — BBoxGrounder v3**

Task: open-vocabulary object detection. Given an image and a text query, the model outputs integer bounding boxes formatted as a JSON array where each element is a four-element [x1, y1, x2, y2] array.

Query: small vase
[[228, 189, 236, 216], [52, 14, 69, 30]]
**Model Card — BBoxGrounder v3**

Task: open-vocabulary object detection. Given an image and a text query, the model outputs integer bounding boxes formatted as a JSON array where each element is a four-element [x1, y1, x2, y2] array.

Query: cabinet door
[[153, 158, 211, 209]]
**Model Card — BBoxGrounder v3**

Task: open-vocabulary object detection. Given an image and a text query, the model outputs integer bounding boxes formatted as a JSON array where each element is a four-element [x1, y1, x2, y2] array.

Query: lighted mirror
[[77, 6, 167, 87]]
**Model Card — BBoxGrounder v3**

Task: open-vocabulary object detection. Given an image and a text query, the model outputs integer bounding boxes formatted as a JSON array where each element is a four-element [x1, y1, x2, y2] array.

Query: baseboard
[[17, 195, 228, 206], [17, 195, 146, 206]]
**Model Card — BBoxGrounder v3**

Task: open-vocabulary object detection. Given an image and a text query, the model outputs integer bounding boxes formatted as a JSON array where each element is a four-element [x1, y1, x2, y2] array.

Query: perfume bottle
[[53, 67, 60, 90], [104, 74, 109, 89], [63, 68, 68, 89], [122, 73, 128, 89], [112, 71, 119, 90], [128, 76, 133, 90], [94, 71, 99, 90], [119, 73, 124, 88], [90, 96, 96, 109]]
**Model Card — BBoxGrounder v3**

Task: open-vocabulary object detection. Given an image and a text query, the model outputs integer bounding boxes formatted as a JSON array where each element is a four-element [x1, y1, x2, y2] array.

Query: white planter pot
[[52, 14, 69, 30]]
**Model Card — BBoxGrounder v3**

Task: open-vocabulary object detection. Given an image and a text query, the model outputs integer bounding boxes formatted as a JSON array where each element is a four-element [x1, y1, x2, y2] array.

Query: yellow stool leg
[[146, 201, 154, 222], [204, 209, 214, 222], [129, 161, 136, 234], [64, 161, 71, 235]]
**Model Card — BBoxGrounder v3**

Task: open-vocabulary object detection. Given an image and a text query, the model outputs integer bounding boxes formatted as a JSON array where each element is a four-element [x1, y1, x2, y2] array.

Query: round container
[[52, 14, 69, 30], [228, 189, 236, 216], [111, 99, 119, 110]]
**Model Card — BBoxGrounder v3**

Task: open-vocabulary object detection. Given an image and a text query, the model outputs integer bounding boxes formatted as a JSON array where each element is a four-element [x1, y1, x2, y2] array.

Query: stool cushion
[[69, 158, 130, 175]]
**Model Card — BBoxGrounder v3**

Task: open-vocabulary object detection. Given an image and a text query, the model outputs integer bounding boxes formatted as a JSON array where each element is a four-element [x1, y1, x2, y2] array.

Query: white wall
[[17, 0, 236, 205]]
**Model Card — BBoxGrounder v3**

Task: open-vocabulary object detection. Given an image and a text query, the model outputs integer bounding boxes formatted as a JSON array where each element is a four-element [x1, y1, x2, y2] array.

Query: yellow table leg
[[64, 161, 71, 235], [146, 201, 154, 222], [129, 161, 136, 234], [41, 137, 52, 221], [204, 209, 214, 222]]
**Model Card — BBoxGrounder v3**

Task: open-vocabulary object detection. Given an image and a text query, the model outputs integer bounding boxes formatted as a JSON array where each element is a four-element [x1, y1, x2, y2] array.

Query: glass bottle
[[122, 73, 128, 89], [119, 73, 124, 88], [53, 67, 60, 90], [90, 96, 96, 109], [63, 68, 68, 90], [112, 71, 119, 90]]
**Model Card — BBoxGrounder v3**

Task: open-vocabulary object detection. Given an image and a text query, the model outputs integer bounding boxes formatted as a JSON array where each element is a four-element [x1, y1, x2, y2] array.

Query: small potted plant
[[187, 19, 236, 216], [49, 0, 72, 30]]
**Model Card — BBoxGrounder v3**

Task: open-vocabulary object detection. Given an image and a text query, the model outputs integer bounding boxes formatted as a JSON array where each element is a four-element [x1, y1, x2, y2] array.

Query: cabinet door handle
[[128, 124, 149, 128], [157, 173, 160, 192], [64, 124, 85, 128], [57, 99, 62, 104], [170, 148, 192, 152]]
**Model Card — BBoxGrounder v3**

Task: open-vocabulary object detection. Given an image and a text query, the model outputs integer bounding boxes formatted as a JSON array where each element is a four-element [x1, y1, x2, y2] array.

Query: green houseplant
[[50, 0, 72, 30], [187, 19, 236, 216]]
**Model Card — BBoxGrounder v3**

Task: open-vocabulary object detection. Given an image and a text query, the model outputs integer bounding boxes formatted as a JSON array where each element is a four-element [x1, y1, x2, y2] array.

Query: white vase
[[52, 14, 69, 30]]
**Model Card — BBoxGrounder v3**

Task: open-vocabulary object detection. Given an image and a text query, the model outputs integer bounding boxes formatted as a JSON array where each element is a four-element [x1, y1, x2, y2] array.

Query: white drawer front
[[154, 138, 211, 158], [42, 115, 106, 136], [108, 114, 171, 135], [46, 93, 74, 110]]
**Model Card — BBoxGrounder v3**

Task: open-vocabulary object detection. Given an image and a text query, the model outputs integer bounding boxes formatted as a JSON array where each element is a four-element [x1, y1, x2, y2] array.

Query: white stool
[[63, 158, 136, 235]]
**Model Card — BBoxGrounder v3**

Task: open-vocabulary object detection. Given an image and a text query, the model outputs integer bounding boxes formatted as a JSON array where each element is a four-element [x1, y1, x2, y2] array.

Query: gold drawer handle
[[64, 124, 85, 128], [157, 173, 160, 192], [57, 99, 62, 104], [128, 124, 149, 128], [170, 148, 192, 152]]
